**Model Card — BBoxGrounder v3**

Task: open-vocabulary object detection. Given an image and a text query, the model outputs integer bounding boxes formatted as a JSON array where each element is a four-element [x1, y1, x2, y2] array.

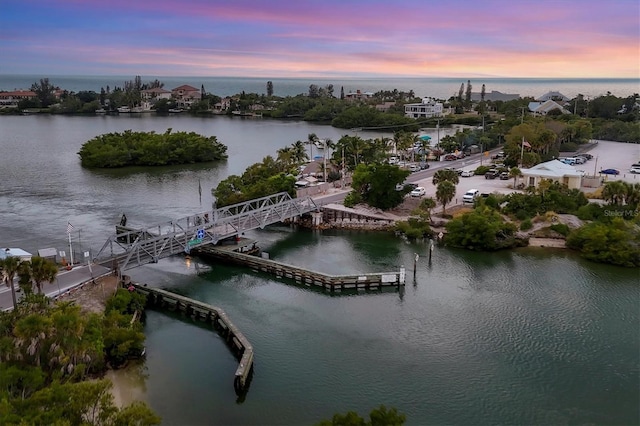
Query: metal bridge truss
[[95, 192, 319, 271]]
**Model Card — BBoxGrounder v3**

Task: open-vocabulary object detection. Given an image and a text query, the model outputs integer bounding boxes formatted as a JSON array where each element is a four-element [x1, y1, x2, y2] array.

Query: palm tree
[[276, 146, 294, 168], [29, 256, 58, 294], [602, 181, 628, 206], [432, 169, 459, 186], [509, 167, 522, 188], [436, 181, 456, 215], [1, 255, 21, 309], [395, 131, 413, 163], [291, 140, 308, 164], [307, 133, 319, 160]]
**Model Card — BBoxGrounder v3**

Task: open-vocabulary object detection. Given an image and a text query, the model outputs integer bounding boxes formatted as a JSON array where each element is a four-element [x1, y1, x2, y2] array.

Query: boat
[[314, 139, 326, 149], [95, 108, 107, 114], [168, 108, 183, 113], [117, 106, 131, 113]]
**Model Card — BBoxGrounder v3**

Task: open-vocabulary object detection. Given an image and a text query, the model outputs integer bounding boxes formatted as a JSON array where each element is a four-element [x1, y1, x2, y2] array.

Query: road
[[0, 263, 111, 311]]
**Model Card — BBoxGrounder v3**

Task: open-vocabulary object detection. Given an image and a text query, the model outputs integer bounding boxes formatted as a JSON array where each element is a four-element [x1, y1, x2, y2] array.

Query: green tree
[[30, 78, 57, 107], [509, 167, 522, 187], [602, 181, 628, 206], [436, 181, 456, 215], [27, 256, 58, 294], [0, 256, 21, 309], [350, 163, 410, 210], [446, 204, 521, 250], [432, 169, 459, 186], [317, 405, 406, 426]]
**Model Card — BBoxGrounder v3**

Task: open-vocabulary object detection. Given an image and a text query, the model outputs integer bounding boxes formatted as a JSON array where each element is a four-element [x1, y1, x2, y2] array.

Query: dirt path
[[59, 275, 120, 313]]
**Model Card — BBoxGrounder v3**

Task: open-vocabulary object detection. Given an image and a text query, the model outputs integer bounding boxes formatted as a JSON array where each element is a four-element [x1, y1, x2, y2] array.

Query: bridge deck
[[95, 192, 318, 271]]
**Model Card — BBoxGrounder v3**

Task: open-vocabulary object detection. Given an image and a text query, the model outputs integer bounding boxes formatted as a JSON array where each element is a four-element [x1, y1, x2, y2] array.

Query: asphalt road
[[0, 263, 111, 311]]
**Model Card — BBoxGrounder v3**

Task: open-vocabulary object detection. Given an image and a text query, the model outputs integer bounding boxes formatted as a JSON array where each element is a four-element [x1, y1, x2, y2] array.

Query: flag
[[67, 222, 74, 234], [522, 140, 531, 148]]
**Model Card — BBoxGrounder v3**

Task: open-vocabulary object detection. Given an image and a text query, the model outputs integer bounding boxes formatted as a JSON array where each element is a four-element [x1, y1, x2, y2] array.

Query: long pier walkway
[[128, 280, 253, 396], [195, 243, 406, 293]]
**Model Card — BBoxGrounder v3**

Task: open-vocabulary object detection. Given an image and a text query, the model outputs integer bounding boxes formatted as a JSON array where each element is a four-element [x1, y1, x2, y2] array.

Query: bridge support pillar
[[311, 212, 323, 227]]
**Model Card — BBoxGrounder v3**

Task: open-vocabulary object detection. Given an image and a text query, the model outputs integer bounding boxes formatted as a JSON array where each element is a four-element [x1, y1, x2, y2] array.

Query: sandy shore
[[528, 237, 567, 248]]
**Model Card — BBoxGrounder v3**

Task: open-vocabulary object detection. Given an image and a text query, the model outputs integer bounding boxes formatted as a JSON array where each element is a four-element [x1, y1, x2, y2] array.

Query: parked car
[[410, 187, 427, 197], [409, 164, 421, 172], [599, 168, 620, 175], [462, 189, 480, 204], [485, 169, 500, 179], [491, 151, 505, 160], [443, 154, 458, 161], [499, 172, 509, 180], [460, 170, 474, 177], [630, 167, 640, 174]]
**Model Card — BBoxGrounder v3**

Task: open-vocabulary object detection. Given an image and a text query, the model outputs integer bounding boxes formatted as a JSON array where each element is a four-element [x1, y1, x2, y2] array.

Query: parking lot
[[409, 140, 640, 206]]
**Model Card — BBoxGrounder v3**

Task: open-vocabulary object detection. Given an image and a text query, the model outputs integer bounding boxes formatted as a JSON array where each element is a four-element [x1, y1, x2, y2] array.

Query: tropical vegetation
[[317, 405, 406, 426], [0, 287, 158, 424], [77, 129, 228, 168]]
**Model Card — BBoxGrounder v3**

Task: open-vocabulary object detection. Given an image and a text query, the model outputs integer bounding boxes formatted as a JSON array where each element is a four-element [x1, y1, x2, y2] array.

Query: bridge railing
[[95, 192, 319, 269]]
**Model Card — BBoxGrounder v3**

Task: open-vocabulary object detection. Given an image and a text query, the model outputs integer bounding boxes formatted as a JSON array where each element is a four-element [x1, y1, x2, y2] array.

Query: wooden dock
[[194, 242, 406, 293], [129, 281, 253, 396]]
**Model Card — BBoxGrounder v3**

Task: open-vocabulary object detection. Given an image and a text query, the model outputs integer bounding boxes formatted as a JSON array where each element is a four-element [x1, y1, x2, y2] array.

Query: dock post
[[429, 239, 434, 263], [413, 253, 419, 276]]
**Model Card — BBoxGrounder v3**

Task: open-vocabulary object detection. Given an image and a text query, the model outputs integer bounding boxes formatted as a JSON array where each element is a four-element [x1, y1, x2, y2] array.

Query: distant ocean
[[0, 75, 638, 100]]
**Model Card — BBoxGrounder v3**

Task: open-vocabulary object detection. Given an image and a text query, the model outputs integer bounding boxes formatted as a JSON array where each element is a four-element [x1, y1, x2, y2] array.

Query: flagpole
[[68, 231, 74, 266]]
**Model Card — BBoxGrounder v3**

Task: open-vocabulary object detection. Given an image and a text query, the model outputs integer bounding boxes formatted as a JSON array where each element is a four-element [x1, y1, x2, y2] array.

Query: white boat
[[95, 108, 107, 114], [117, 106, 131, 113], [314, 139, 326, 149], [168, 108, 183, 113]]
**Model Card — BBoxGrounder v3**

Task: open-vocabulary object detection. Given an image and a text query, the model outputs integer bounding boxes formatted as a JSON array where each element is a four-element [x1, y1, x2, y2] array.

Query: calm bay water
[[0, 114, 638, 425], [1, 75, 639, 100]]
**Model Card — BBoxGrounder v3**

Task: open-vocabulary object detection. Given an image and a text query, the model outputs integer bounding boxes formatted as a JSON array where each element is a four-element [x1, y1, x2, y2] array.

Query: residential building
[[171, 84, 201, 109], [0, 90, 37, 107], [404, 97, 444, 118], [537, 91, 569, 102], [140, 88, 172, 110], [520, 159, 583, 189], [470, 90, 520, 102], [344, 90, 374, 101], [528, 99, 570, 116]]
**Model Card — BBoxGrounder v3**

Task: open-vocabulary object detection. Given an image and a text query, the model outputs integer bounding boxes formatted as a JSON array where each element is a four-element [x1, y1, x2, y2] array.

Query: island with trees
[[77, 129, 228, 168]]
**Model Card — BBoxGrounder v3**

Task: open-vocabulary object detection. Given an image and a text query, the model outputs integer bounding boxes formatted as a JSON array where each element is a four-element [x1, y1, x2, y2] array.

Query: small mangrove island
[[77, 129, 227, 168]]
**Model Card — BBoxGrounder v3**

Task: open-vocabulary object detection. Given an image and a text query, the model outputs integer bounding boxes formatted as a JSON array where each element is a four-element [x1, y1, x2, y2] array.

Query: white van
[[561, 158, 577, 165], [463, 189, 479, 204]]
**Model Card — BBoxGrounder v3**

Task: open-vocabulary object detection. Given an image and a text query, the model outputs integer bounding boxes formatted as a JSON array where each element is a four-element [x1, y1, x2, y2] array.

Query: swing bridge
[[94, 192, 320, 271]]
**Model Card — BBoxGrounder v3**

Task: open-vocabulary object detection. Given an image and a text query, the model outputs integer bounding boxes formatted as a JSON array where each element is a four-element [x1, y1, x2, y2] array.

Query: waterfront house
[[528, 99, 570, 116], [0, 90, 37, 108], [520, 159, 583, 189], [404, 97, 444, 119], [344, 90, 374, 101], [171, 84, 201, 109], [537, 91, 570, 102], [470, 90, 520, 102], [140, 88, 172, 110]]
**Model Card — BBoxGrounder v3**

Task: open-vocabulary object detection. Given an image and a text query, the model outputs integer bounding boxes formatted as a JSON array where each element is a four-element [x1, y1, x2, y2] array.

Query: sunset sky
[[2, 0, 639, 78]]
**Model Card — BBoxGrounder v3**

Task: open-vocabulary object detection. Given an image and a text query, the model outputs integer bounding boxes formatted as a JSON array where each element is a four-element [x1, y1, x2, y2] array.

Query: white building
[[1, 248, 33, 262], [521, 160, 583, 189], [404, 97, 444, 119]]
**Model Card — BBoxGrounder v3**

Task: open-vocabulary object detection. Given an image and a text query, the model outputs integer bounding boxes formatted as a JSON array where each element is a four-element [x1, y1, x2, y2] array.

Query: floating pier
[[128, 281, 253, 395]]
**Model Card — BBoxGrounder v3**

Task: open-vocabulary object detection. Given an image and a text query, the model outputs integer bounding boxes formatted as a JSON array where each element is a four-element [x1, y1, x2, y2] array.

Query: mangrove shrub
[[78, 129, 228, 168]]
